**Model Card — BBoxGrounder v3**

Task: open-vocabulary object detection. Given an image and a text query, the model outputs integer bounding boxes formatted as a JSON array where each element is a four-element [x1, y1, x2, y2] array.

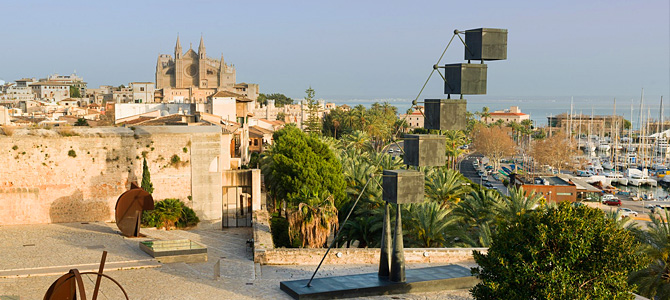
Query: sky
[[1, 0, 668, 106]]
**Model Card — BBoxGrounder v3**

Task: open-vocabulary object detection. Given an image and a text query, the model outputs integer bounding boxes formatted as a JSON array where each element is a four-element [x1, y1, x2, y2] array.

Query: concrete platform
[[280, 264, 477, 299]]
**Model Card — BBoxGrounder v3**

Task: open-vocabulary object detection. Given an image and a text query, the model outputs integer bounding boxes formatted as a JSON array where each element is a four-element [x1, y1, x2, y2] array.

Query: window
[[140, 87, 145, 91], [254, 139, 258, 146]]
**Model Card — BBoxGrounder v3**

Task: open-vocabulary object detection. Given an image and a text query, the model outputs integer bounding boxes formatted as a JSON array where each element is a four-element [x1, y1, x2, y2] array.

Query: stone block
[[464, 28, 508, 61], [403, 134, 446, 167], [444, 64, 487, 95], [424, 99, 467, 131], [382, 170, 424, 204]]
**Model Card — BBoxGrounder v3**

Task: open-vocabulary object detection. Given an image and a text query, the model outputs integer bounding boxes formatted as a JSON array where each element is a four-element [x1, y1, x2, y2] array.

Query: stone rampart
[[251, 210, 485, 265], [0, 126, 222, 226]]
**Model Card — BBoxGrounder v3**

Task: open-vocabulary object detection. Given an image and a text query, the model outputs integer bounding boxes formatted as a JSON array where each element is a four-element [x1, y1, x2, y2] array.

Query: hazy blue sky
[[1, 0, 668, 103]]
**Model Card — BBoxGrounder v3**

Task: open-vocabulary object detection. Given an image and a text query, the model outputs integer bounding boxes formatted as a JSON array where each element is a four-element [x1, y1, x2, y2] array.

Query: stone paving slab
[[0, 259, 161, 278], [0, 223, 475, 299]]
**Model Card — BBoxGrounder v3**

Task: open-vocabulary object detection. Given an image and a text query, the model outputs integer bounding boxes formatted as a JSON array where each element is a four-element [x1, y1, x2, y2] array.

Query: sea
[[326, 96, 668, 129]]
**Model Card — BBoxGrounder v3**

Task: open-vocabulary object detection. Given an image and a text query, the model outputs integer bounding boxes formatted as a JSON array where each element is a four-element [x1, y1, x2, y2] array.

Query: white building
[[129, 82, 155, 103], [486, 106, 530, 124], [29, 81, 70, 102]]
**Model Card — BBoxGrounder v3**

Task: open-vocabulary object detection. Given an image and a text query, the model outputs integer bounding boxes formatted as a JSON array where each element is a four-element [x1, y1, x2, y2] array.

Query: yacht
[[626, 168, 658, 187]]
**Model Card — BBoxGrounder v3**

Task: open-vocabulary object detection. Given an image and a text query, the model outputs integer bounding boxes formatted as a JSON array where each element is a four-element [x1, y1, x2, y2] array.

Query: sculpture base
[[279, 265, 476, 300]]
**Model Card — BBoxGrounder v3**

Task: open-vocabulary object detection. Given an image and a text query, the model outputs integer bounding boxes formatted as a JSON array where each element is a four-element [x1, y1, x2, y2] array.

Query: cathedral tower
[[198, 35, 207, 88], [175, 35, 184, 88]]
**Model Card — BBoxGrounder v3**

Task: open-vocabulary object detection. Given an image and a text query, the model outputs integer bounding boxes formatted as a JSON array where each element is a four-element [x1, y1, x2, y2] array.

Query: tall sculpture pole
[[378, 202, 392, 277], [389, 203, 405, 282]]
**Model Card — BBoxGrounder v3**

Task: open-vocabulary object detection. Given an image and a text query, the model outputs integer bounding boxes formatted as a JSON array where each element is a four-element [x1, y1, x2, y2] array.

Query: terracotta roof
[[211, 90, 253, 102], [117, 116, 154, 125], [490, 112, 527, 116], [30, 81, 70, 86], [137, 114, 189, 126], [250, 125, 273, 135]]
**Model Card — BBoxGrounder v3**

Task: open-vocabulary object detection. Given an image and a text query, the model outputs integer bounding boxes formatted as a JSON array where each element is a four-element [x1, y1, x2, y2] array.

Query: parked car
[[388, 149, 394, 153], [617, 207, 638, 218], [601, 194, 617, 203], [481, 175, 489, 181], [484, 182, 494, 188], [603, 199, 622, 206]]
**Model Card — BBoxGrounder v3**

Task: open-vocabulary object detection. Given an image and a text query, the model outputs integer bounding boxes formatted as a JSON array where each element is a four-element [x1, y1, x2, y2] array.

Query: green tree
[[276, 111, 286, 122], [287, 188, 339, 248], [471, 202, 644, 299], [629, 209, 670, 299], [425, 168, 471, 207], [74, 118, 88, 126], [258, 93, 294, 107], [69, 86, 81, 98], [141, 158, 154, 194], [403, 201, 456, 247], [623, 119, 632, 130], [262, 125, 346, 209], [303, 87, 321, 134]]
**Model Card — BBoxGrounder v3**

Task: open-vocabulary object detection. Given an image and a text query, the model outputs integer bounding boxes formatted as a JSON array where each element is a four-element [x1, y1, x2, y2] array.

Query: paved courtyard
[[0, 222, 474, 299]]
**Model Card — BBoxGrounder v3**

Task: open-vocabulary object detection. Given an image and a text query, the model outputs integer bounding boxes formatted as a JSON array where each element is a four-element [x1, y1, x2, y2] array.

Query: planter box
[[424, 99, 467, 131], [403, 134, 446, 167], [382, 170, 424, 204], [444, 63, 487, 95], [464, 28, 508, 61], [140, 239, 207, 263]]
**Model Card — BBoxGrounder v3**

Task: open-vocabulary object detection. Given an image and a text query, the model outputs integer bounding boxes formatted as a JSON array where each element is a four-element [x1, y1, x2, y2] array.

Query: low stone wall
[[251, 210, 486, 265]]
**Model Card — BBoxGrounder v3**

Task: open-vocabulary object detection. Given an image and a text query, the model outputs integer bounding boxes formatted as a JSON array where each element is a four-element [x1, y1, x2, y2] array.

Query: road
[[459, 155, 508, 195], [586, 199, 670, 227]]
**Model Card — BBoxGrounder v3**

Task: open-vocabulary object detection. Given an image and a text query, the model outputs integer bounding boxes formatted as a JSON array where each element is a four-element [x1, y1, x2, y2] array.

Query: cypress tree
[[141, 158, 154, 194]]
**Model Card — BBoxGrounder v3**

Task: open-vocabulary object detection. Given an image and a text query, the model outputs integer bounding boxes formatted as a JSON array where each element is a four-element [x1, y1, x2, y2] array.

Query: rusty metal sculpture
[[115, 182, 154, 237], [44, 251, 129, 300]]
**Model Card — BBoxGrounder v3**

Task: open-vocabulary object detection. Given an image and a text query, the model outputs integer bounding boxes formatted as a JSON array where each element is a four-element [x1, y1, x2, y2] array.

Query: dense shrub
[[142, 198, 200, 229], [270, 213, 300, 248]]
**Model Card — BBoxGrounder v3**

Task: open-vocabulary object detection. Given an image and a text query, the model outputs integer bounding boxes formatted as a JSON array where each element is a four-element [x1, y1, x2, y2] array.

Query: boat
[[626, 168, 658, 187], [605, 172, 628, 185]]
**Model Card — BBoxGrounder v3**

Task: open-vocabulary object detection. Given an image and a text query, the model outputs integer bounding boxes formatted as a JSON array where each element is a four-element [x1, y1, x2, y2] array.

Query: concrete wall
[[0, 126, 223, 226]]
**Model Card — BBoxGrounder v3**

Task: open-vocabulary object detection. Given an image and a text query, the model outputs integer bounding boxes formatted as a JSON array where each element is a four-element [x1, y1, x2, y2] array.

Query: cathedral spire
[[174, 34, 182, 58], [198, 35, 206, 59], [219, 53, 224, 68]]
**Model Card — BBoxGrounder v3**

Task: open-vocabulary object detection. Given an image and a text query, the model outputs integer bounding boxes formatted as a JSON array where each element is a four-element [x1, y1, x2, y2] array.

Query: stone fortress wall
[[0, 126, 222, 226]]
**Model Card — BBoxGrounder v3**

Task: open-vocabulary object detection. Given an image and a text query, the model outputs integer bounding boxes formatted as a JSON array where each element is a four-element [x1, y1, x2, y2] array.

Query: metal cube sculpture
[[444, 63, 487, 95], [382, 170, 424, 204], [464, 28, 508, 61], [403, 134, 446, 167], [424, 99, 467, 131]]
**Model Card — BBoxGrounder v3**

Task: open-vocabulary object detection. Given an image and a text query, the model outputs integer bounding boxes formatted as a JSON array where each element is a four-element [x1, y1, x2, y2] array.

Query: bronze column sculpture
[[389, 203, 405, 282], [378, 201, 392, 277]]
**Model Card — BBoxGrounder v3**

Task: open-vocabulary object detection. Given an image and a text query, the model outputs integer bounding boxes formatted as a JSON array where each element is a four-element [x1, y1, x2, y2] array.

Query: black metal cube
[[444, 63, 487, 95], [382, 170, 424, 204], [464, 28, 508, 61], [403, 134, 446, 167], [424, 99, 467, 131]]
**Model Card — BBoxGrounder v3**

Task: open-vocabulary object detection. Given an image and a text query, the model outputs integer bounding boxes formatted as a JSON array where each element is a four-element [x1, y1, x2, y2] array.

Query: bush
[[170, 154, 181, 165], [176, 206, 200, 228], [270, 213, 300, 248], [471, 202, 644, 299], [142, 198, 200, 230], [68, 150, 77, 158]]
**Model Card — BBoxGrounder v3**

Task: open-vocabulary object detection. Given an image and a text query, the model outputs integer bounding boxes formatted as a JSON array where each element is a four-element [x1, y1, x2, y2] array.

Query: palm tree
[[496, 186, 543, 221], [452, 188, 502, 247], [629, 210, 670, 299], [403, 201, 457, 247], [287, 187, 339, 248], [341, 130, 373, 152], [444, 130, 467, 169], [425, 169, 471, 207], [479, 106, 491, 124]]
